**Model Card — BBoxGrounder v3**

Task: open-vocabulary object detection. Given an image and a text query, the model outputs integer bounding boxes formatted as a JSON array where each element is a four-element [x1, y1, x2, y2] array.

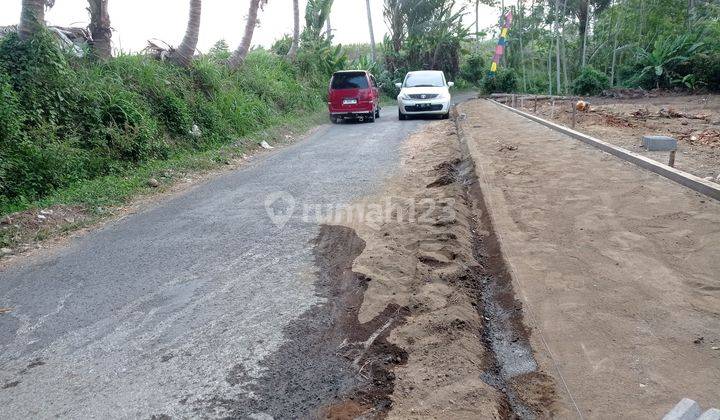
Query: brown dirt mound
[[332, 120, 558, 418]]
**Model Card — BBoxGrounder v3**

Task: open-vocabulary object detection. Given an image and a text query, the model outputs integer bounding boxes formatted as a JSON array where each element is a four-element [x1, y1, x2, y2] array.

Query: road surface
[[0, 99, 470, 419]]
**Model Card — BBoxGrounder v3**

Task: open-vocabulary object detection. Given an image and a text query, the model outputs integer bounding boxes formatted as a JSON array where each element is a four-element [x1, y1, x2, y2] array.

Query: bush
[[271, 35, 293, 57], [0, 32, 324, 210], [689, 52, 720, 91], [481, 68, 518, 94], [0, 71, 21, 142], [459, 53, 486, 86], [572, 66, 610, 95]]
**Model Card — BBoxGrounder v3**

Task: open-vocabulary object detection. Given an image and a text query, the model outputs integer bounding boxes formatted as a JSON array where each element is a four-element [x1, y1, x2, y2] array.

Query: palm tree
[[365, 0, 377, 62], [171, 0, 202, 67], [87, 0, 112, 60], [19, 0, 50, 41], [228, 0, 267, 69], [475, 0, 480, 50], [287, 0, 300, 59]]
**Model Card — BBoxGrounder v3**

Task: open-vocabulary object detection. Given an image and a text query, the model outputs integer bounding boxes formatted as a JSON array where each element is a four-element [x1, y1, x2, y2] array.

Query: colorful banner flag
[[489, 11, 513, 78]]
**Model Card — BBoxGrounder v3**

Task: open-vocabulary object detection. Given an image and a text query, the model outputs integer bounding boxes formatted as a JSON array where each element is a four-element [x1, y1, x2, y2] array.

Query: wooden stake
[[668, 150, 676, 167], [572, 98, 577, 128]]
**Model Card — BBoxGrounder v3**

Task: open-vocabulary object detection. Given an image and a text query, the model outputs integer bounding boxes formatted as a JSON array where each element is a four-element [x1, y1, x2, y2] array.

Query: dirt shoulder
[[325, 119, 558, 418], [0, 119, 327, 268], [460, 99, 720, 418], [514, 94, 720, 180]]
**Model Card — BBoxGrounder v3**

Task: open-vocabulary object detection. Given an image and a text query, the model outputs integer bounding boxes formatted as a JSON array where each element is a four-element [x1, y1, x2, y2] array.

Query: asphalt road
[[0, 97, 472, 419]]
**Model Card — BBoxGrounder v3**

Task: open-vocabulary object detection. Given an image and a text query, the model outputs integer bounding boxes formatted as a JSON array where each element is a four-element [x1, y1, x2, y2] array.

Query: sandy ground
[[334, 120, 558, 418], [514, 94, 720, 180], [460, 99, 720, 418]]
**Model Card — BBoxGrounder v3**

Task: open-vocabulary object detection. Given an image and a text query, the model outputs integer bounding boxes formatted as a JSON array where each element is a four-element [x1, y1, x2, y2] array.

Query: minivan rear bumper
[[328, 102, 375, 119]]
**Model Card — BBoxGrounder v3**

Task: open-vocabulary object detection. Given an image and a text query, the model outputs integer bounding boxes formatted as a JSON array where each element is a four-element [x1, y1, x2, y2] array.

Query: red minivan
[[328, 70, 380, 123]]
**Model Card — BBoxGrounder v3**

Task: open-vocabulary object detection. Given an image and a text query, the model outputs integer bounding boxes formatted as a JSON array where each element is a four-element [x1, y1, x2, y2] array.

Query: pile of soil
[[328, 120, 558, 418]]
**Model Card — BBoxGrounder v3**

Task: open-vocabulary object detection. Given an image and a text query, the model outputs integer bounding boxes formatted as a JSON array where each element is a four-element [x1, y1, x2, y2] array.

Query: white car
[[396, 70, 454, 120]]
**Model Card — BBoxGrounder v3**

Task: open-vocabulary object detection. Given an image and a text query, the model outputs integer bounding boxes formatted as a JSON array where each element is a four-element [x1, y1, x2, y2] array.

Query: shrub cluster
[[572, 66, 610, 95], [0, 32, 324, 210], [481, 68, 518, 94], [459, 53, 486, 86]]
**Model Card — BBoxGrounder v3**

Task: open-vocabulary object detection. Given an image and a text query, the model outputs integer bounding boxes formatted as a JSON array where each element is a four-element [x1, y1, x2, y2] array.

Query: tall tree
[[171, 0, 202, 67], [19, 0, 51, 41], [229, 0, 267, 69], [303, 0, 334, 42], [287, 0, 300, 59], [366, 0, 377, 62], [87, 0, 112, 60], [326, 13, 332, 41], [475, 0, 480, 50]]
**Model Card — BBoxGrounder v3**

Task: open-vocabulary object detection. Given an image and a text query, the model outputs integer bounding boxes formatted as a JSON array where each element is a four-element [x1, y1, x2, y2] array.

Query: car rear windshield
[[331, 72, 369, 89], [404, 72, 445, 88]]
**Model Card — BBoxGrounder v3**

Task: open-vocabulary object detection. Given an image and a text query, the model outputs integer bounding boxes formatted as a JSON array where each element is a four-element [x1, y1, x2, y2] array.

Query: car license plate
[[343, 99, 357, 105]]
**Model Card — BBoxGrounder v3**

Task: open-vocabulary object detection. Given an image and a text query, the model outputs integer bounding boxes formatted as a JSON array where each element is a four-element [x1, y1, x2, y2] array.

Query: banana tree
[[636, 34, 705, 89]]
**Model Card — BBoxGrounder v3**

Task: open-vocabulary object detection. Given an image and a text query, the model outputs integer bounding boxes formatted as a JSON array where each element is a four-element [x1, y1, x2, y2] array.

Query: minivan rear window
[[331, 72, 369, 89]]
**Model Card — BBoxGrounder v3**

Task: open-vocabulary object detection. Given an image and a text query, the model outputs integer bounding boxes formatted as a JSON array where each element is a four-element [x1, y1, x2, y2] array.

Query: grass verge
[[0, 110, 327, 254]]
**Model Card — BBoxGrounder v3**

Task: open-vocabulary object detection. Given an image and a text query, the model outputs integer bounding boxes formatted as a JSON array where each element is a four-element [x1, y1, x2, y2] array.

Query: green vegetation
[[572, 66, 610, 95], [0, 30, 326, 216], [500, 0, 720, 94], [3, 0, 718, 220]]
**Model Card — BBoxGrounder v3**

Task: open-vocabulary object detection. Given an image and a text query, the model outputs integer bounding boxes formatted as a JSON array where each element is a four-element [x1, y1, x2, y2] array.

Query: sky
[[0, 0, 505, 53]]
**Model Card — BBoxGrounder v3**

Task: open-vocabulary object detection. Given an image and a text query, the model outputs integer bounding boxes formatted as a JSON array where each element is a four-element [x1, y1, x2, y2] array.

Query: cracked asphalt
[[0, 96, 472, 419]]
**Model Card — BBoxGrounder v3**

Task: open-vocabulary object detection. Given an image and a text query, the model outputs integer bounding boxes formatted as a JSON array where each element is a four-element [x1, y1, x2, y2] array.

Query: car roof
[[333, 70, 368, 74], [406, 70, 444, 75]]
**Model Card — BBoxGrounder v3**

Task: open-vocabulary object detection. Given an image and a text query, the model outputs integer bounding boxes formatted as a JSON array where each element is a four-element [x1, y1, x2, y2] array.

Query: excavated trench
[[453, 110, 544, 419], [203, 112, 552, 418]]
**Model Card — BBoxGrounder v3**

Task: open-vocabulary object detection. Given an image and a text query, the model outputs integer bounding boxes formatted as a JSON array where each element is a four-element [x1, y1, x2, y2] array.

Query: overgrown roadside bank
[[0, 31, 330, 260], [315, 116, 559, 418], [0, 113, 327, 262]]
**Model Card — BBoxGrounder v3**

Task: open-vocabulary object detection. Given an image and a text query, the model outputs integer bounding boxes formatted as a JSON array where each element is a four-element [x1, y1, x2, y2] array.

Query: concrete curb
[[662, 398, 720, 420], [489, 99, 720, 202]]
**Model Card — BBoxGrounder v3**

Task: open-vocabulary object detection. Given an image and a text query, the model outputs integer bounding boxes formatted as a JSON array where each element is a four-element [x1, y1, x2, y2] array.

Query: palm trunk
[[554, 0, 562, 94], [475, 0, 480, 51], [171, 0, 201, 67], [610, 11, 619, 87], [547, 44, 553, 95], [19, 0, 46, 41], [88, 0, 112, 60], [326, 15, 332, 41], [365, 0, 377, 62], [581, 3, 590, 67], [287, 0, 299, 59], [229, 0, 263, 70]]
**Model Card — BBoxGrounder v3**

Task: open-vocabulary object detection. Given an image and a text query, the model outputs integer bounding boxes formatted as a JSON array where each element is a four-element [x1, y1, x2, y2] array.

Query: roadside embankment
[[458, 99, 720, 418], [0, 31, 328, 258]]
